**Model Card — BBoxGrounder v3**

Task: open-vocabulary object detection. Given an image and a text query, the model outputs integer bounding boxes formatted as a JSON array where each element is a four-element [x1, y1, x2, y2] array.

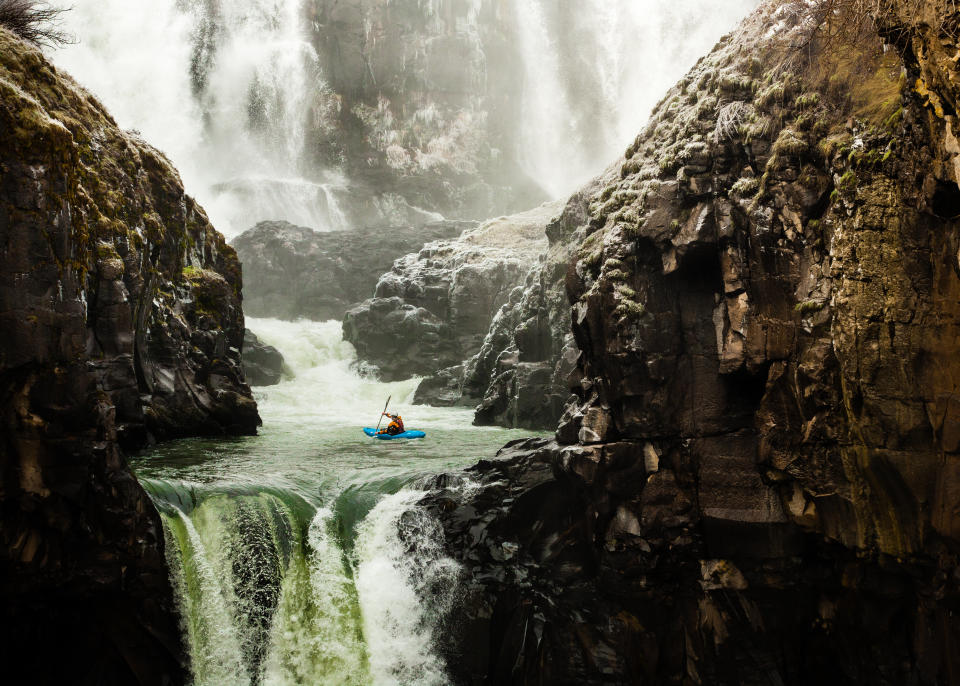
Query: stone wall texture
[[0, 28, 259, 683], [419, 3, 960, 684]]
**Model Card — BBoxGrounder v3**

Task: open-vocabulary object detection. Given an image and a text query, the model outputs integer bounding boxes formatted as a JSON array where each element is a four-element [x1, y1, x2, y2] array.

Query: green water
[[132, 319, 540, 685]]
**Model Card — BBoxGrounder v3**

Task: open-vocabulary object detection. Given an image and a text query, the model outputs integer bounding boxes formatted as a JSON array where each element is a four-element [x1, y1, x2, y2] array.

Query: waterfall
[[130, 318, 532, 685], [512, 0, 762, 198], [52, 0, 347, 237], [354, 491, 461, 686], [147, 477, 459, 685], [52, 0, 762, 233]]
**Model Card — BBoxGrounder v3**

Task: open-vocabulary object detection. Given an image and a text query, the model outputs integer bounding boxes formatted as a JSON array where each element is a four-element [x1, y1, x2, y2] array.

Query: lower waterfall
[[131, 319, 538, 685]]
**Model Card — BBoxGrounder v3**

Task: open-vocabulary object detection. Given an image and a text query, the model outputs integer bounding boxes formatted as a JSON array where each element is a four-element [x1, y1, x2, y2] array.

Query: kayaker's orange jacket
[[381, 413, 404, 435]]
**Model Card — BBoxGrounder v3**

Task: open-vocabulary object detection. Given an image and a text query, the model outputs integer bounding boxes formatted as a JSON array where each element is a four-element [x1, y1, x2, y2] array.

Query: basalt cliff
[[419, 2, 960, 684], [0, 27, 259, 684]]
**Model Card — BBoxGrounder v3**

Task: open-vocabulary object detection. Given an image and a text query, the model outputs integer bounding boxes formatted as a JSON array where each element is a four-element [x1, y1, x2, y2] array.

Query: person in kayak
[[379, 412, 405, 436]]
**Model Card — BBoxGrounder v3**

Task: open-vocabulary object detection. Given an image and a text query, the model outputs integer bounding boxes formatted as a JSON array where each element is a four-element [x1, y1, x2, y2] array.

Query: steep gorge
[[418, 2, 960, 683]]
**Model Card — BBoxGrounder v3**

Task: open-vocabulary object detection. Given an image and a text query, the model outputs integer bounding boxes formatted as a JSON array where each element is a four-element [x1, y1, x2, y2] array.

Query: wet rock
[[343, 203, 559, 382], [415, 2, 960, 684], [233, 219, 472, 321], [0, 29, 261, 684], [242, 329, 286, 387]]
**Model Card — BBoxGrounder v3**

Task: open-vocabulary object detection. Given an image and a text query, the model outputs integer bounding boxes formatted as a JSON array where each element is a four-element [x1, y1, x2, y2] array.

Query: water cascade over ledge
[[132, 320, 538, 684]]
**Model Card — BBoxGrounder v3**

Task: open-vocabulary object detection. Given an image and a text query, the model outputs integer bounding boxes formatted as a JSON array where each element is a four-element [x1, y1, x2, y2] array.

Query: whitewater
[[133, 319, 538, 685]]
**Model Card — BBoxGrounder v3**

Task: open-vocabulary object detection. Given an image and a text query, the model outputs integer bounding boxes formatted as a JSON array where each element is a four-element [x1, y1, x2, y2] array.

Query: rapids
[[132, 319, 539, 685]]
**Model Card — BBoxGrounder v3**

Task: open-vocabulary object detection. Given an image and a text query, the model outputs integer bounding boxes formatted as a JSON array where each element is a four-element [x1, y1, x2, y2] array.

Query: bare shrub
[[809, 0, 958, 46], [0, 0, 73, 48], [713, 101, 756, 143]]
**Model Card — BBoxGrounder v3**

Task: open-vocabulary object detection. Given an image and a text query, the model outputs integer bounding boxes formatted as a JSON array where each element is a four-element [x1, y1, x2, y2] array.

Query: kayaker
[[379, 412, 404, 436]]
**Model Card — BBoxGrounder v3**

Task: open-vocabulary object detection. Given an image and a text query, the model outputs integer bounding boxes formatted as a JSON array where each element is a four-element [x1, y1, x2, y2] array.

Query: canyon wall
[[0, 28, 259, 683], [420, 2, 960, 683]]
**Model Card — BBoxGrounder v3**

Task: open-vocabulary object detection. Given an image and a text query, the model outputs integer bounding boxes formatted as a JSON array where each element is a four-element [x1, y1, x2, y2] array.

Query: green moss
[[794, 92, 821, 109], [838, 170, 857, 193], [615, 299, 647, 320], [794, 300, 825, 315], [731, 176, 760, 195], [771, 128, 808, 157]]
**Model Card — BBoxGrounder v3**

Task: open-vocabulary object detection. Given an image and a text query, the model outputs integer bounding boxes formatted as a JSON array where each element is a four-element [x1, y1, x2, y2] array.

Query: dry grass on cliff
[[811, 0, 959, 42], [0, 0, 72, 47]]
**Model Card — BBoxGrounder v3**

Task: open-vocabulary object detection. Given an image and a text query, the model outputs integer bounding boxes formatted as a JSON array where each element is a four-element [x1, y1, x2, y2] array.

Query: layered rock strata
[[418, 3, 960, 684], [0, 28, 259, 683], [233, 219, 472, 321], [463, 188, 600, 429], [343, 202, 559, 383]]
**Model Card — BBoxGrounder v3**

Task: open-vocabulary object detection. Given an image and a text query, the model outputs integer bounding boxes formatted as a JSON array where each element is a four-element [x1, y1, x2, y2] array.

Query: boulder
[[242, 329, 286, 386]]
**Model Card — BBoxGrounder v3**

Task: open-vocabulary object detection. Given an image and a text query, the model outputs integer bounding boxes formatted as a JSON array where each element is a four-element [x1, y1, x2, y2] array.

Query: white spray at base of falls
[[138, 318, 498, 685], [150, 480, 459, 685], [354, 491, 461, 686], [51, 0, 347, 237], [244, 318, 422, 428]]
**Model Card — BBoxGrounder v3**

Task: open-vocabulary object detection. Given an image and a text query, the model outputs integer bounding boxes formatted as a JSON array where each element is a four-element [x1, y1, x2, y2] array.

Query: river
[[131, 318, 540, 685]]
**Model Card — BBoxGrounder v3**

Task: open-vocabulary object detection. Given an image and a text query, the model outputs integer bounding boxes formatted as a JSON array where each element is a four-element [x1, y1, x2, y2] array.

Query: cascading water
[[513, 0, 762, 198], [132, 319, 540, 684], [51, 0, 763, 233], [52, 0, 347, 237]]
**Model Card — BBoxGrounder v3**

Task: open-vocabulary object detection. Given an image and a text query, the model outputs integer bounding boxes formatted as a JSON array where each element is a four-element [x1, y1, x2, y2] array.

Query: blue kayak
[[363, 427, 426, 440]]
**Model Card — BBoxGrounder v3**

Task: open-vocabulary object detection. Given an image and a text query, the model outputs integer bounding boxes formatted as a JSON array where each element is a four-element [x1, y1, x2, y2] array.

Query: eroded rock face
[[418, 3, 960, 683], [343, 203, 559, 382], [0, 28, 259, 683], [464, 185, 603, 429], [233, 219, 471, 321]]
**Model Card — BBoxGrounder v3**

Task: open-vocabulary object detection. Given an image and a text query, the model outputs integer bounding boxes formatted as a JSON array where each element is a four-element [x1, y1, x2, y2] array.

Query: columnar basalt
[[0, 28, 259, 683], [418, 3, 960, 684]]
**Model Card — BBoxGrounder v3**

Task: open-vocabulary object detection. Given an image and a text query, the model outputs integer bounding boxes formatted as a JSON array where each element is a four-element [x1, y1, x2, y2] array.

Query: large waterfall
[[512, 0, 760, 198], [52, 0, 759, 235], [132, 320, 535, 684], [52, 0, 346, 237]]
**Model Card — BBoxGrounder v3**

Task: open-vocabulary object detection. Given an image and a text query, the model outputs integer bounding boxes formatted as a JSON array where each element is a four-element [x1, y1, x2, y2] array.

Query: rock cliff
[[303, 0, 546, 221], [0, 27, 259, 683], [417, 2, 960, 683], [233, 219, 472, 321], [343, 202, 559, 384]]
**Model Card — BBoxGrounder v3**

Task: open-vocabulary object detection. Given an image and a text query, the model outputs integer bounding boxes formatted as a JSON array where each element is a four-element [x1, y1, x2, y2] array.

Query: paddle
[[374, 395, 391, 433]]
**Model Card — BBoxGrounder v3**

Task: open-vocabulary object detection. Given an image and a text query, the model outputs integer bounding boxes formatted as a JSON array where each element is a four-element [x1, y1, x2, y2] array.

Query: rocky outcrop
[[0, 28, 259, 684], [463, 185, 602, 429], [233, 219, 471, 321], [242, 329, 286, 387], [343, 202, 559, 383], [416, 3, 960, 684]]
